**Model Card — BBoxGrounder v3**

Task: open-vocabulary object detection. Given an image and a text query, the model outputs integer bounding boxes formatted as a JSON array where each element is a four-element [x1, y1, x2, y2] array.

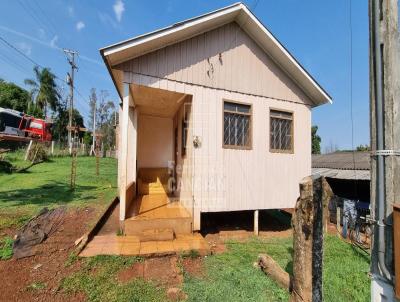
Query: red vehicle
[[0, 107, 52, 142]]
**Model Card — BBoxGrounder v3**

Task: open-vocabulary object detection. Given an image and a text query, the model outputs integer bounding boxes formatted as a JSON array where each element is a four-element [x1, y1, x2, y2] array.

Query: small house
[[101, 3, 332, 235]]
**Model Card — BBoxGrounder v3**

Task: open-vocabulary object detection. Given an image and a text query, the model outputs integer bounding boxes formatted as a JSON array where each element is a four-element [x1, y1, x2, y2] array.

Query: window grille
[[270, 109, 293, 152], [223, 101, 251, 149]]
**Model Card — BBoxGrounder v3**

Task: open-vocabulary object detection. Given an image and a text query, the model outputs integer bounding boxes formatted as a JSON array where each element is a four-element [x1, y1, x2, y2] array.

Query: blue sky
[[0, 0, 369, 151]]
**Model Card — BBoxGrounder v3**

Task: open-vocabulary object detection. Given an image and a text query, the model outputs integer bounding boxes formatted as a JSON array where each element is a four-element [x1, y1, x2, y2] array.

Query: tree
[[52, 97, 85, 142], [24, 66, 60, 118], [88, 88, 117, 150], [311, 125, 321, 154], [356, 144, 370, 151], [0, 79, 30, 112]]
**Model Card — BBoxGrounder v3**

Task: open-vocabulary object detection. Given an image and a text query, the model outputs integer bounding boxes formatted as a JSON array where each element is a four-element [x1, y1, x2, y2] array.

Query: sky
[[0, 0, 370, 151]]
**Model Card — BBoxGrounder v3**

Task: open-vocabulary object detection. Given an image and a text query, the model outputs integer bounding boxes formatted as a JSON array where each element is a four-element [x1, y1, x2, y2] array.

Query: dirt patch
[[117, 256, 183, 287], [181, 257, 204, 278], [0, 207, 96, 302], [117, 261, 145, 283]]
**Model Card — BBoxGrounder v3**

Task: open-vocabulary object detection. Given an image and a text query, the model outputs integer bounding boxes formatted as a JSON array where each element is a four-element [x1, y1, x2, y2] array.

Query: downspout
[[373, 0, 392, 281]]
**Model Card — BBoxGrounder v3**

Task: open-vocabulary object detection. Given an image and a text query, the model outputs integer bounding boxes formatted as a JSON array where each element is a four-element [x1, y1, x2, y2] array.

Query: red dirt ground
[[117, 256, 183, 287], [0, 207, 96, 302]]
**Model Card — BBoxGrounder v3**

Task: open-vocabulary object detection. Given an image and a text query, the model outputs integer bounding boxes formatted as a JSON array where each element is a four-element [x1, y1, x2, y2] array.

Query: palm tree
[[25, 66, 60, 118]]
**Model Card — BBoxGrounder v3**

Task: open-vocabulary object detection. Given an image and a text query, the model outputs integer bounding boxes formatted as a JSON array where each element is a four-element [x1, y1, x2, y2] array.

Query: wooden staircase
[[124, 168, 192, 240]]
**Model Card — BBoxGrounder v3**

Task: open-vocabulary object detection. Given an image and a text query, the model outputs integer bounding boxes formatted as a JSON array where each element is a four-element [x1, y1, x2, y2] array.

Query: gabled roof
[[100, 2, 332, 106]]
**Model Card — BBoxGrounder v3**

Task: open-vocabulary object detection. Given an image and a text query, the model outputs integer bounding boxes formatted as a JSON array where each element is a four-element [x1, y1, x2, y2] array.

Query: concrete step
[[124, 216, 192, 236], [138, 228, 174, 242]]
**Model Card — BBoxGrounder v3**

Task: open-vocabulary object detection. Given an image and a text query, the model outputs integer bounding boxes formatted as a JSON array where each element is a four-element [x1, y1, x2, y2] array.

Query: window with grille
[[223, 101, 252, 149], [270, 109, 293, 152]]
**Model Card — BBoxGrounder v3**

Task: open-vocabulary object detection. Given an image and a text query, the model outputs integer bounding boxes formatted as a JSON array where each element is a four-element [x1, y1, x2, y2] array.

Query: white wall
[[137, 114, 173, 168]]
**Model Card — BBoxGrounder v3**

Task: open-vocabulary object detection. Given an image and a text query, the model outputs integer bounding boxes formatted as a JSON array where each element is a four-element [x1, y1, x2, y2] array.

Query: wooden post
[[254, 210, 259, 236], [290, 176, 333, 302], [51, 141, 54, 155], [25, 140, 33, 161]]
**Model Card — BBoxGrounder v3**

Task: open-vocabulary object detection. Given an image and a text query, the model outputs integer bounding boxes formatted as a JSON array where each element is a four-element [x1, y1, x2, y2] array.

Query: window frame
[[222, 99, 253, 150], [269, 108, 294, 154]]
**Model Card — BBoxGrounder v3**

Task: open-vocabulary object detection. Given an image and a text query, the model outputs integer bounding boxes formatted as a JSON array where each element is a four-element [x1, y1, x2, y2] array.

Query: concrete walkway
[[79, 233, 209, 257]]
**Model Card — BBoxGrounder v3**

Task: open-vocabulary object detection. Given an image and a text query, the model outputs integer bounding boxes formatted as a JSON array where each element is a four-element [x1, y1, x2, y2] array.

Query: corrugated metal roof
[[312, 152, 370, 171], [312, 168, 370, 180]]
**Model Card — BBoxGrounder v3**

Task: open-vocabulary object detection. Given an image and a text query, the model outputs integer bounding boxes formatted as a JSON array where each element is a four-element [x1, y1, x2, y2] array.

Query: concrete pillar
[[254, 210, 259, 236]]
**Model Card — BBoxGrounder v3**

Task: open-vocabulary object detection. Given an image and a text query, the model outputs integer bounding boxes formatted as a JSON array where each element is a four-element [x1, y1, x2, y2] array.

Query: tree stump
[[290, 176, 333, 302]]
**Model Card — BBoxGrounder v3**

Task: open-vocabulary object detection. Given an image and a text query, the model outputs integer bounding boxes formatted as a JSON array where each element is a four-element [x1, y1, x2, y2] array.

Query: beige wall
[[137, 114, 173, 168], [118, 22, 312, 106], [127, 73, 311, 230], [120, 21, 314, 229]]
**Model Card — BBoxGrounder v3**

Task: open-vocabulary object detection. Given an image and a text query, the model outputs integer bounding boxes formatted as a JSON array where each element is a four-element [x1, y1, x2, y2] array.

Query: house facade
[[101, 3, 332, 232]]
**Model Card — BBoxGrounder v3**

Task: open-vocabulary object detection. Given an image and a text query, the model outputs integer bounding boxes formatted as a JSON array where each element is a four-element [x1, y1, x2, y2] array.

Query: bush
[[27, 143, 48, 162]]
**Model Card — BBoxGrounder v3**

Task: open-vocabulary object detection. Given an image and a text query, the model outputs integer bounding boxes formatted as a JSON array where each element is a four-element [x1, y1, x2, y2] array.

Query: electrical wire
[[0, 35, 91, 113], [348, 0, 358, 199]]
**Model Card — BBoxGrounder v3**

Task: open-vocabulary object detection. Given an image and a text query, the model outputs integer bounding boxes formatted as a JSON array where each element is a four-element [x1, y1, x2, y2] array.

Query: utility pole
[[369, 0, 400, 300], [64, 49, 78, 154]]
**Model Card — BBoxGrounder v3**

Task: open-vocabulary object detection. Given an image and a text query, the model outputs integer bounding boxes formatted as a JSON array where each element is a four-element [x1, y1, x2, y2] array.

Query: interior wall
[[137, 114, 173, 168]]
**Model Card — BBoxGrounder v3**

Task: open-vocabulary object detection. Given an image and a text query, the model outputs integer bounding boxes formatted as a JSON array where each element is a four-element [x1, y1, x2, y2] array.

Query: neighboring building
[[312, 151, 370, 202], [101, 3, 332, 233]]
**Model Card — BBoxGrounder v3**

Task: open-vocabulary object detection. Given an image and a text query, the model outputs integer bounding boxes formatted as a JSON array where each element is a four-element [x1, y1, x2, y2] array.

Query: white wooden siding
[[128, 72, 311, 219], [118, 22, 312, 106]]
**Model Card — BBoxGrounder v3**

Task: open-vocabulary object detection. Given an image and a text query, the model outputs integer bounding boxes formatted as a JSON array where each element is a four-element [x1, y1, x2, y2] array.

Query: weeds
[[0, 236, 13, 260]]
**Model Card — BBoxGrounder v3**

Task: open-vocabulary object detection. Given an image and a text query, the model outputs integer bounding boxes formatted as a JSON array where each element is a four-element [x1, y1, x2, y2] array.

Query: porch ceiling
[[131, 84, 186, 118]]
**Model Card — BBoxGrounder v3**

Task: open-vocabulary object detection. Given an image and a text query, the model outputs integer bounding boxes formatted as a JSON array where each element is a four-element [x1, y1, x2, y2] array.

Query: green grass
[[62, 255, 165, 302], [0, 151, 117, 231], [182, 236, 370, 302], [0, 236, 13, 260]]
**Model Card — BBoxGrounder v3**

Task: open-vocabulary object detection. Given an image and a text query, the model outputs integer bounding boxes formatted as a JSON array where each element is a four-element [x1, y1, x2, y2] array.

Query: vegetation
[[0, 151, 117, 231], [312, 125, 321, 154], [0, 79, 30, 112], [60, 236, 369, 302], [88, 88, 117, 150], [62, 255, 164, 302], [356, 144, 370, 151], [0, 236, 13, 260], [24, 66, 60, 119], [183, 236, 370, 302]]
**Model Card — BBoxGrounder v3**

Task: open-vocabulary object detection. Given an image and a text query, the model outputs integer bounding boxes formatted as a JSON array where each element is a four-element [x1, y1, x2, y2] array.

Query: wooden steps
[[138, 167, 171, 195], [125, 168, 192, 237]]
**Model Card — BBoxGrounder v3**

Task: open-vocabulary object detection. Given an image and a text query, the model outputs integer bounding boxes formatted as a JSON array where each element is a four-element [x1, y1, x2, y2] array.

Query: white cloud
[[16, 42, 32, 56], [76, 21, 85, 31], [67, 6, 74, 17], [50, 35, 58, 48], [113, 0, 125, 22]]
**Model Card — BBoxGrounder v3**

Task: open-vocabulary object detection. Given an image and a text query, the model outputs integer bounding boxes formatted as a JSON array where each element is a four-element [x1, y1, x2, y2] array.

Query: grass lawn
[[0, 151, 117, 231], [1, 151, 370, 301], [62, 236, 370, 302]]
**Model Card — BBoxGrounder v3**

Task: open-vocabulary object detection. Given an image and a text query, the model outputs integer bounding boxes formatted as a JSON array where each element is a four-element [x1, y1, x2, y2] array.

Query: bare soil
[[117, 256, 183, 287], [181, 257, 205, 278], [0, 207, 96, 302]]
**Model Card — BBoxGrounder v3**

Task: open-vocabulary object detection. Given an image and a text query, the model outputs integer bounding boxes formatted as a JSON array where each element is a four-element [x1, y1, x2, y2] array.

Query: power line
[[17, 0, 58, 39], [348, 0, 358, 198], [0, 35, 91, 109]]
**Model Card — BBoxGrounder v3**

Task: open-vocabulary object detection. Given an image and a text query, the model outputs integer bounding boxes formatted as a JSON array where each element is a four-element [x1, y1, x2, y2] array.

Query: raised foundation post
[[254, 210, 259, 236]]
